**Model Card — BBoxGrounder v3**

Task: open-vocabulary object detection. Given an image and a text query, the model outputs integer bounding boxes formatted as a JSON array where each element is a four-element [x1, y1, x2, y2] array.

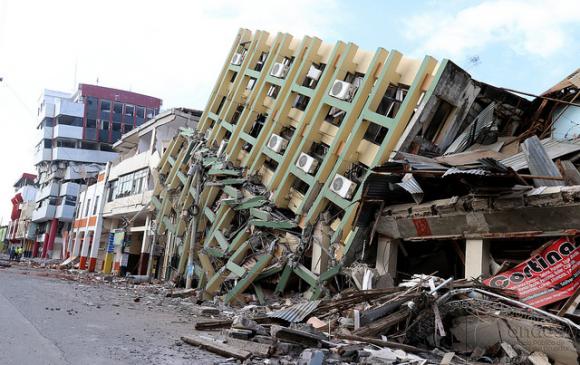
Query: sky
[[0, 0, 579, 222]]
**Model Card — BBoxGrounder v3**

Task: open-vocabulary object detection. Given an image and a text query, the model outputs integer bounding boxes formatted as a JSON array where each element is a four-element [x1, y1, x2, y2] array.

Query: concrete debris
[[165, 288, 196, 298]]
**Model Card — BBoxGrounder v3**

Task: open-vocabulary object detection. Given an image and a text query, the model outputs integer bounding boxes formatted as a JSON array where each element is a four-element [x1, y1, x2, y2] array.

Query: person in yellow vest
[[15, 246, 23, 261]]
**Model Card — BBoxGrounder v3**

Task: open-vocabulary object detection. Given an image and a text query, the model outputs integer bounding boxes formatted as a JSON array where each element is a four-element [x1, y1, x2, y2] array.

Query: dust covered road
[[0, 263, 223, 365]]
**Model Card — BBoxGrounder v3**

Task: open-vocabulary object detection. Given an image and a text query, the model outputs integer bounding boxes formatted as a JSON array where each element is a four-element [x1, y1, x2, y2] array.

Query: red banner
[[483, 237, 580, 308]]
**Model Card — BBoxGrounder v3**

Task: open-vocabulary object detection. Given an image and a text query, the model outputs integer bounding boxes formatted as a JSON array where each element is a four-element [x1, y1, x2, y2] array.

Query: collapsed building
[[151, 28, 579, 311], [148, 32, 580, 360]]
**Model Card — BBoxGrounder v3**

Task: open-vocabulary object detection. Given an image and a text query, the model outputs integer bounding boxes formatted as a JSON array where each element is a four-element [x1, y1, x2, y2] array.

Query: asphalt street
[[0, 264, 222, 365]]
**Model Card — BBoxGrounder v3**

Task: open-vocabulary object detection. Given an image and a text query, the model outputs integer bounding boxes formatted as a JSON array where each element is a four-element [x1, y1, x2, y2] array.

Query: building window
[[81, 141, 98, 150], [376, 84, 408, 118], [292, 94, 310, 111], [86, 119, 97, 128], [118, 174, 133, 198], [325, 106, 346, 127], [125, 105, 134, 117], [146, 108, 155, 119], [136, 106, 145, 119], [85, 199, 91, 217], [113, 102, 123, 114], [124, 124, 133, 133], [86, 97, 98, 119], [132, 169, 147, 195], [108, 180, 117, 202], [255, 52, 268, 72], [108, 168, 149, 201], [363, 122, 389, 145], [56, 116, 82, 127], [215, 96, 227, 115], [100, 100, 111, 112], [92, 196, 99, 215], [56, 139, 77, 148], [101, 120, 110, 130], [230, 105, 244, 125], [64, 196, 77, 206], [101, 144, 114, 152], [248, 113, 266, 138]]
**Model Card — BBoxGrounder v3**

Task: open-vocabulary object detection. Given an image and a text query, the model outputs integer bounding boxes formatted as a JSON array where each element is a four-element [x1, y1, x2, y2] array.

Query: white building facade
[[68, 108, 200, 273], [32, 84, 162, 259]]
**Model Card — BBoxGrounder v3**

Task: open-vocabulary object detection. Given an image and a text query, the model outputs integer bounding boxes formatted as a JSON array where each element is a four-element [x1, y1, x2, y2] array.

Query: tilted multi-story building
[[6, 173, 38, 256], [68, 108, 200, 273], [32, 84, 162, 259], [153, 29, 530, 302]]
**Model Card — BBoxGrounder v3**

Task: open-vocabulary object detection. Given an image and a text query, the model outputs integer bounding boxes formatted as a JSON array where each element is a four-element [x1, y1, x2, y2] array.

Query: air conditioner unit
[[307, 65, 322, 80], [270, 63, 289, 79], [267, 134, 288, 153], [295, 153, 318, 174], [329, 80, 356, 101], [231, 53, 244, 66], [329, 174, 357, 199]]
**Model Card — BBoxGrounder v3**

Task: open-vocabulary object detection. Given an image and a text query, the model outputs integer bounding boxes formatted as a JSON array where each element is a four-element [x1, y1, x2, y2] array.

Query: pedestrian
[[16, 246, 23, 262], [9, 246, 14, 261]]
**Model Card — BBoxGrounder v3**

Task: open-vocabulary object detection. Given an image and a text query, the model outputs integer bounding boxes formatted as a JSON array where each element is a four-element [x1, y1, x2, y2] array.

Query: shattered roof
[[541, 68, 580, 96], [500, 138, 580, 171]]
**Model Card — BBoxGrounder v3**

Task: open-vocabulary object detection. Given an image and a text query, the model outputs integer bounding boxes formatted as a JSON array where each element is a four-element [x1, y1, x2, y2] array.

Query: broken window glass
[[376, 84, 408, 118], [325, 106, 346, 127], [363, 122, 389, 145], [293, 94, 310, 111]]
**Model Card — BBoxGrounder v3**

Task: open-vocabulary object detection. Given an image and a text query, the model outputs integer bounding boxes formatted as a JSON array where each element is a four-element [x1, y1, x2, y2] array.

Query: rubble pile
[[181, 275, 579, 364], [153, 132, 314, 304]]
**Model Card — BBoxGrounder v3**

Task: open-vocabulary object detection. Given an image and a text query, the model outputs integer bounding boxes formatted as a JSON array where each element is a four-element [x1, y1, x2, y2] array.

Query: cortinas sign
[[484, 237, 579, 308]]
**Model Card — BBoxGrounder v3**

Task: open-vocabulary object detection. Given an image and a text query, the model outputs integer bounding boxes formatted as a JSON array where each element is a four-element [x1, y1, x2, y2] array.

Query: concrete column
[[32, 239, 39, 258], [72, 232, 82, 257], [42, 219, 58, 258], [138, 216, 151, 275], [465, 239, 490, 280], [79, 232, 90, 270], [311, 216, 330, 275], [104, 219, 118, 274], [376, 236, 399, 278], [88, 231, 100, 272]]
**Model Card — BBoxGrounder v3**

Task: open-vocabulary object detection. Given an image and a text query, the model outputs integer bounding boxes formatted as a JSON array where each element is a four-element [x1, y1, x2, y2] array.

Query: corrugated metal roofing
[[267, 300, 321, 323], [442, 168, 490, 177], [444, 102, 496, 155], [500, 138, 580, 171], [396, 174, 424, 204]]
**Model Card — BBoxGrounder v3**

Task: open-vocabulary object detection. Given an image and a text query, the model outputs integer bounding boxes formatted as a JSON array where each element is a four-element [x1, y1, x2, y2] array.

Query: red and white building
[[6, 173, 38, 256]]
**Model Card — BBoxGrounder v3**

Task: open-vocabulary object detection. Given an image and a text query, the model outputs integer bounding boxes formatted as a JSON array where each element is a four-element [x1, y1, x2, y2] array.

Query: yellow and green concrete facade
[[153, 28, 452, 300]]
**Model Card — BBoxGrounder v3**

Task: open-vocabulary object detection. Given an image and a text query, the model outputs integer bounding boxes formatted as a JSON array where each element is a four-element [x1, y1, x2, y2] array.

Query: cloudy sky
[[0, 0, 579, 222]]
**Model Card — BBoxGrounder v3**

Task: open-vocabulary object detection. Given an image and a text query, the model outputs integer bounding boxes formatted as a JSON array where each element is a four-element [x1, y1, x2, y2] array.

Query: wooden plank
[[354, 306, 410, 337], [181, 335, 251, 360], [557, 160, 580, 185], [557, 286, 580, 316], [335, 334, 428, 354], [222, 337, 272, 357]]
